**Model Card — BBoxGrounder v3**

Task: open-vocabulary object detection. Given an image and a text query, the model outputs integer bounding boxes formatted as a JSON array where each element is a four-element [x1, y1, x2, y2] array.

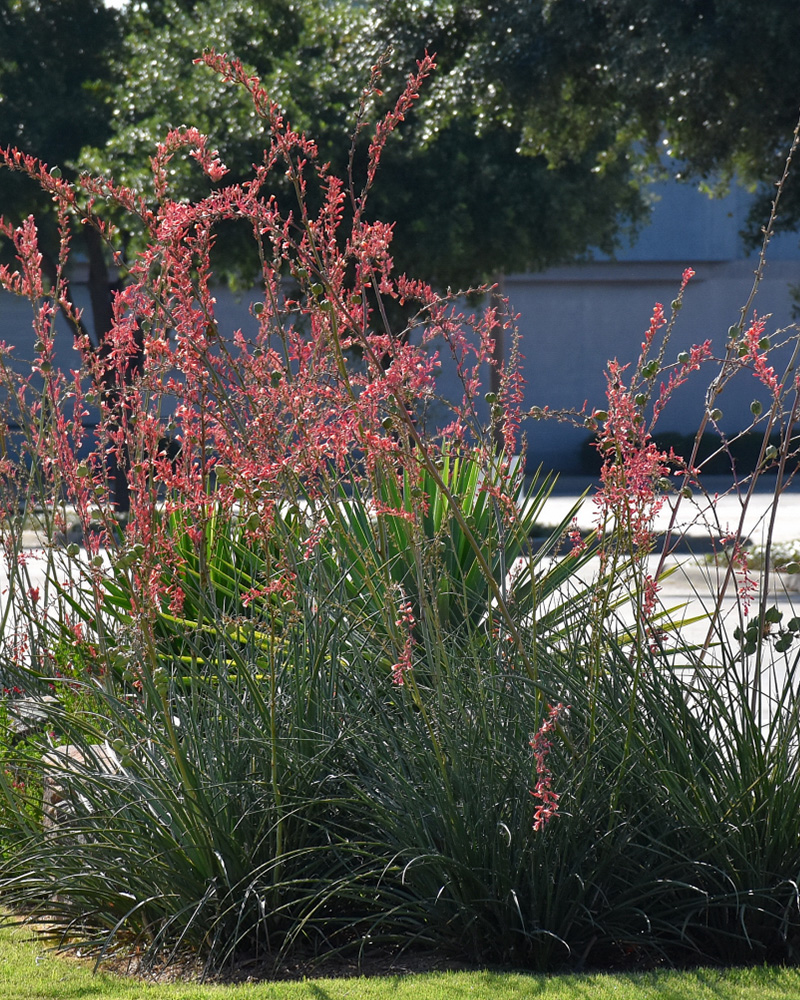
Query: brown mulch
[[16, 913, 482, 985], [98, 945, 481, 985]]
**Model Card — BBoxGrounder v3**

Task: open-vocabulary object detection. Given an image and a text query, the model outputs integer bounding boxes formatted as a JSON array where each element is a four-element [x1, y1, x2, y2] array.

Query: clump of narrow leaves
[[1, 46, 800, 980]]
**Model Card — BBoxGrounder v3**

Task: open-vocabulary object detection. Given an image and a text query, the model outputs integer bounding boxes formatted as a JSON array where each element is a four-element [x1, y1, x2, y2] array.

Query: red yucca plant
[[0, 50, 529, 647], [5, 49, 800, 977], [0, 52, 587, 969]]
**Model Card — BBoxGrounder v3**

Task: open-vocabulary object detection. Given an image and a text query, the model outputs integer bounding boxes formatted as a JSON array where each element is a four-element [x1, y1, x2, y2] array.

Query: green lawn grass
[[2, 923, 800, 1000]]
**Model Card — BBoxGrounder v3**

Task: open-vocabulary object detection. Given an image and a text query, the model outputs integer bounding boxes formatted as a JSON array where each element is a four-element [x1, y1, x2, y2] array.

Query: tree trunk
[[83, 226, 132, 513]]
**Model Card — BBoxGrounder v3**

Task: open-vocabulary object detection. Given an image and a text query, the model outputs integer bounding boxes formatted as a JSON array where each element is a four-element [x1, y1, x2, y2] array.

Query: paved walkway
[[535, 475, 800, 699], [540, 473, 800, 544]]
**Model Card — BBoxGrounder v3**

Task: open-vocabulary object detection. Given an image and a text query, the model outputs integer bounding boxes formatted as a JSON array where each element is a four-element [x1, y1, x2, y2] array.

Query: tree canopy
[[74, 0, 649, 289], [370, 0, 800, 246], [0, 0, 121, 171], [3, 0, 800, 308], [0, 0, 124, 340]]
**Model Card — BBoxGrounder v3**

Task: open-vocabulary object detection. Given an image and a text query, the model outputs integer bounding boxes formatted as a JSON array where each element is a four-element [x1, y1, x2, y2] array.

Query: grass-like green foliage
[[2, 45, 800, 985], [3, 465, 800, 974], [4, 923, 800, 1000], [0, 460, 599, 969]]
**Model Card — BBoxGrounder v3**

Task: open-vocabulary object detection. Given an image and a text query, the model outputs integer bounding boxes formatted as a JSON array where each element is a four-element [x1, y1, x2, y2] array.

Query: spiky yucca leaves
[[312, 448, 596, 641], [61, 449, 598, 687], [98, 502, 307, 675]]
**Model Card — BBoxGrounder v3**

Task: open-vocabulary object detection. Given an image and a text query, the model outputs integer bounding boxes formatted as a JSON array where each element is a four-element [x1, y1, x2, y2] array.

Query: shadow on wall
[[578, 429, 786, 478]]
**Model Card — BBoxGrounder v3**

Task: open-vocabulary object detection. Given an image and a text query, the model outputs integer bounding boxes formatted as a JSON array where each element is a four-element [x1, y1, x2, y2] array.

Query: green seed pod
[[709, 408, 723, 422], [758, 336, 770, 351], [677, 351, 690, 364], [750, 400, 763, 417]]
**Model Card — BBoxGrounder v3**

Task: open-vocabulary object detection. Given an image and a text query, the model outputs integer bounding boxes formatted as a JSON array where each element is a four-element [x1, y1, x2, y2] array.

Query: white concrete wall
[[502, 258, 800, 472]]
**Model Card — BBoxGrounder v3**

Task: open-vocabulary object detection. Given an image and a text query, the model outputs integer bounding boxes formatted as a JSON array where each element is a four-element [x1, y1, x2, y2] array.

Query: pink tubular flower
[[721, 535, 756, 616], [594, 360, 670, 556], [391, 600, 416, 685], [390, 636, 414, 686], [0, 49, 526, 705], [567, 518, 586, 558], [642, 301, 666, 353], [743, 313, 780, 397], [529, 702, 568, 831], [641, 573, 659, 620], [653, 339, 713, 422]]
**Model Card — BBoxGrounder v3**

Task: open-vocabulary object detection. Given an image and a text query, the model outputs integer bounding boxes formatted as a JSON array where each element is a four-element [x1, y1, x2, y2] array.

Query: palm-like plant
[[313, 447, 596, 642]]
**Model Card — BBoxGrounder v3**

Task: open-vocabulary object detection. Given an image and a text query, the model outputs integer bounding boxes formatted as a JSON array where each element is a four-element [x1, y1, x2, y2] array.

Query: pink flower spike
[[529, 703, 568, 831]]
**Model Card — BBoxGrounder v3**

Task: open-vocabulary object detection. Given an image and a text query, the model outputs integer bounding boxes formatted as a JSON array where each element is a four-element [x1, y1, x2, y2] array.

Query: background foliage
[[6, 0, 800, 343]]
